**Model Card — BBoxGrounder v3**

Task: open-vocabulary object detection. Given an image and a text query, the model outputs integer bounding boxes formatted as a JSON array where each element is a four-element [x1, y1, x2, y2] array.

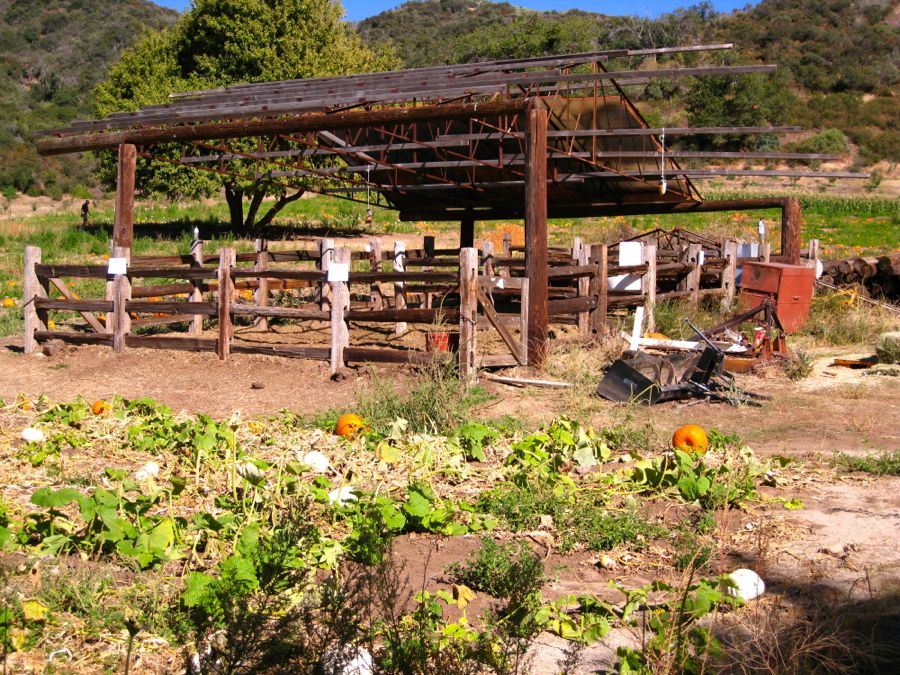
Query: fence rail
[[24, 229, 815, 375]]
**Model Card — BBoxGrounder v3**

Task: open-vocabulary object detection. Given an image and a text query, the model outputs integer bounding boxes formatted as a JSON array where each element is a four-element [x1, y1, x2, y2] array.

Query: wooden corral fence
[[22, 230, 820, 375]]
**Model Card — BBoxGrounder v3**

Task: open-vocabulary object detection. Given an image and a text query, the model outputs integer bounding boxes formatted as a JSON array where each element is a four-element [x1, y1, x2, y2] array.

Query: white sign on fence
[[608, 240, 643, 292], [107, 257, 127, 275], [327, 263, 349, 282]]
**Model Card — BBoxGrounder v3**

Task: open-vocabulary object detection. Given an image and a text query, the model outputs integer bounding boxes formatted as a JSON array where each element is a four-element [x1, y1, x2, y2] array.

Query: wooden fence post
[[642, 242, 657, 333], [368, 238, 383, 310], [501, 232, 511, 278], [481, 240, 494, 305], [687, 243, 702, 305], [254, 237, 270, 330], [722, 239, 738, 307], [23, 246, 46, 354], [393, 240, 407, 335], [525, 106, 549, 368], [781, 197, 802, 264], [330, 247, 350, 374], [190, 238, 204, 335], [112, 246, 131, 354], [217, 247, 235, 361], [104, 240, 114, 334], [807, 239, 820, 269], [574, 238, 590, 335], [519, 277, 529, 358], [589, 243, 608, 336], [459, 247, 478, 382], [318, 238, 334, 312]]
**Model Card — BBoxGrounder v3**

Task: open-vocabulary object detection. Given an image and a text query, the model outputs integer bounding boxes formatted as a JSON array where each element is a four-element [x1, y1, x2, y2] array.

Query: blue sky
[[153, 1, 756, 23]]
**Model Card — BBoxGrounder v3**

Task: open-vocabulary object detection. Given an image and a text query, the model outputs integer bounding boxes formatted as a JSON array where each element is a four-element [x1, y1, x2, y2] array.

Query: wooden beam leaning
[[217, 247, 235, 361], [113, 144, 136, 250], [459, 247, 478, 382], [525, 106, 549, 368]]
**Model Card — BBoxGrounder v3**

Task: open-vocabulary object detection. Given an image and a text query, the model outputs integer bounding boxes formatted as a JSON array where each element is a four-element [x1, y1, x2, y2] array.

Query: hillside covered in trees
[[359, 0, 899, 169], [0, 0, 177, 198]]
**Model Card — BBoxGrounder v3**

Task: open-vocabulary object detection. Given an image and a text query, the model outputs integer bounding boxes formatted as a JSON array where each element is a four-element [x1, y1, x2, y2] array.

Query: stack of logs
[[820, 252, 900, 300]]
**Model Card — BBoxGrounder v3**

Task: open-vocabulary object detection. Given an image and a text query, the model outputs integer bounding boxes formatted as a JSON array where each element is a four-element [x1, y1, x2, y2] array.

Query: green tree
[[94, 0, 395, 229]]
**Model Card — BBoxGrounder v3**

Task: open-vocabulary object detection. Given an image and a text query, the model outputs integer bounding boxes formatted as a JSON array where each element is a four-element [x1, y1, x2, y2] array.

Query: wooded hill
[[0, 0, 177, 198]]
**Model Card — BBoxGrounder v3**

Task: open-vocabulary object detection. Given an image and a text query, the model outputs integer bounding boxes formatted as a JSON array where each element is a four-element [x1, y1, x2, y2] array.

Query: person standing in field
[[81, 200, 91, 227]]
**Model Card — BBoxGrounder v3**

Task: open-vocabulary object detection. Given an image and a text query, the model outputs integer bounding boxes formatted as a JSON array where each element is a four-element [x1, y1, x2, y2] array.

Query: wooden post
[[482, 240, 494, 277], [807, 238, 820, 269], [104, 240, 114, 334], [423, 235, 435, 258], [253, 238, 270, 330], [501, 232, 511, 278], [722, 238, 738, 306], [574, 238, 590, 335], [393, 240, 407, 335], [687, 243, 702, 305], [190, 239, 204, 335], [111, 246, 131, 354], [642, 242, 657, 333], [520, 277, 530, 358], [217, 247, 235, 361], [424, 235, 436, 309], [113, 143, 136, 252], [460, 215, 475, 249], [760, 243, 771, 263], [781, 197, 802, 264], [589, 244, 608, 336], [330, 247, 351, 374], [525, 106, 549, 367], [368, 238, 383, 310], [318, 238, 334, 312], [459, 247, 478, 381], [23, 246, 46, 354]]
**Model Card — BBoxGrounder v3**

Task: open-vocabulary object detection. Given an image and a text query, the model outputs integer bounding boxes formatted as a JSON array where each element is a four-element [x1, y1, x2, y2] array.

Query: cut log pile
[[820, 253, 900, 300]]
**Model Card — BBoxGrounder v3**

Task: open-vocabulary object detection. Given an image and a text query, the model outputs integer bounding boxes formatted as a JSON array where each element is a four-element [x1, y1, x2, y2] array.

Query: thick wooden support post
[[217, 247, 235, 361], [589, 244, 608, 336], [368, 238, 383, 310], [687, 243, 702, 305], [318, 238, 334, 312], [642, 243, 657, 333], [112, 246, 131, 353], [393, 240, 407, 335], [574, 238, 590, 335], [23, 246, 46, 354], [254, 238, 270, 330], [460, 215, 475, 249], [525, 106, 549, 368], [330, 247, 351, 374], [781, 197, 802, 264], [760, 242, 771, 263], [113, 143, 136, 251], [722, 238, 738, 306], [459, 247, 478, 381], [190, 239, 205, 335]]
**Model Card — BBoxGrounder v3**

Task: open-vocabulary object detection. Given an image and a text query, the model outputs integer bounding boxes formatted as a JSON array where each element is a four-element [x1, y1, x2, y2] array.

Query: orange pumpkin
[[671, 424, 708, 455], [335, 413, 366, 438], [92, 399, 110, 416]]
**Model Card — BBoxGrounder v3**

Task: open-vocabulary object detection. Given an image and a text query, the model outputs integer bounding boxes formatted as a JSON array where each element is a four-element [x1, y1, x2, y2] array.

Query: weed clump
[[832, 450, 900, 476], [447, 537, 545, 604]]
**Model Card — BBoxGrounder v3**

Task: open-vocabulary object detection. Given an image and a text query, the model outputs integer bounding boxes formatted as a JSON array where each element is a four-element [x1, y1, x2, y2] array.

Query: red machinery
[[740, 262, 815, 333]]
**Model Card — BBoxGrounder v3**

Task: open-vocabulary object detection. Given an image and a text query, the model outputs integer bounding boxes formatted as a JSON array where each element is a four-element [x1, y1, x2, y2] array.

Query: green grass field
[[1, 191, 897, 337]]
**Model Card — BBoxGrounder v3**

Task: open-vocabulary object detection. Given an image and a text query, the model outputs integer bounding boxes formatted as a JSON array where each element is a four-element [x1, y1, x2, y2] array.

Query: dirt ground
[[2, 335, 899, 671]]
